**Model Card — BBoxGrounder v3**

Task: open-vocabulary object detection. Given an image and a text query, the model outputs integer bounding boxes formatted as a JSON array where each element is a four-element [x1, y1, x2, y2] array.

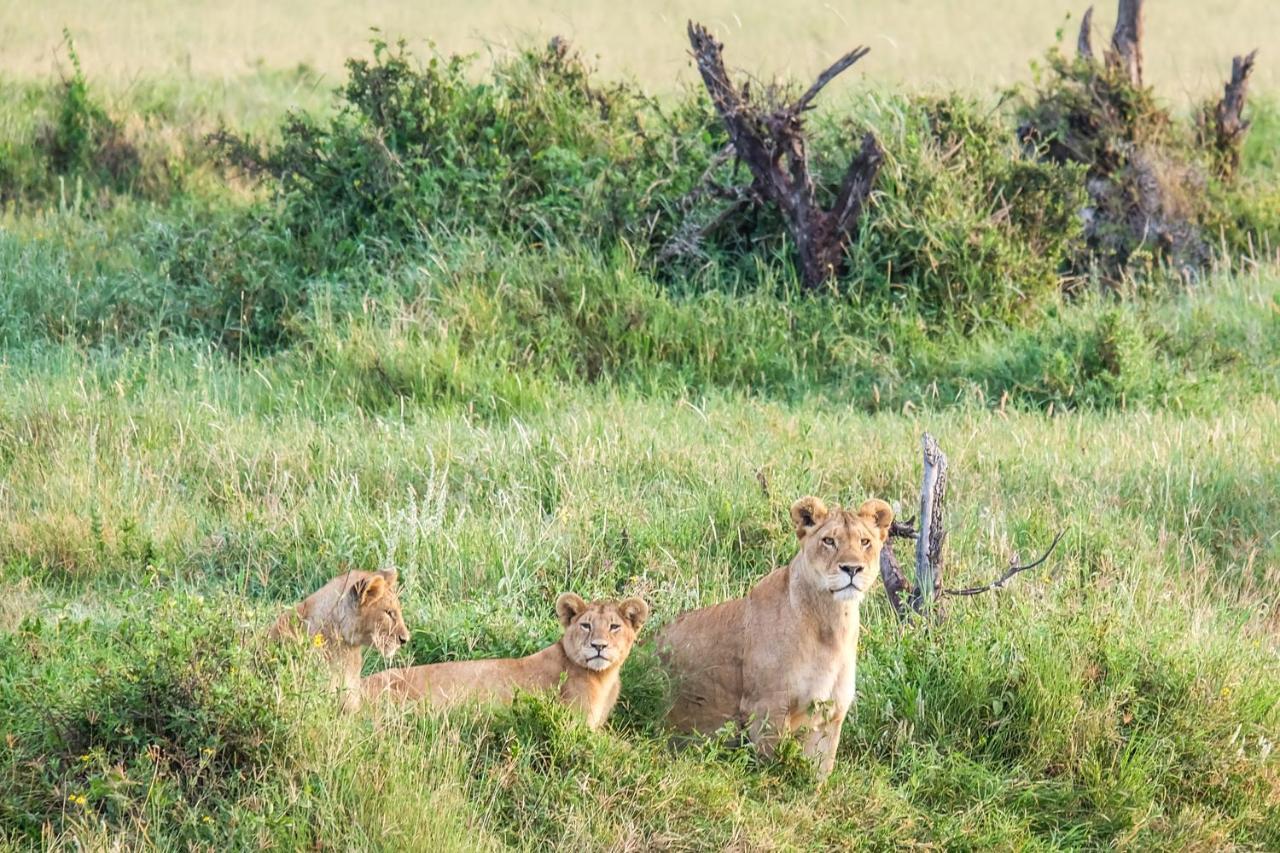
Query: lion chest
[[789, 653, 858, 718]]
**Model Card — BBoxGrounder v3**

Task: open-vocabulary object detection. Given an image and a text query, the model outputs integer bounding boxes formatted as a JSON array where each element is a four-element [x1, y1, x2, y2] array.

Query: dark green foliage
[[846, 95, 1087, 325], [215, 37, 719, 266], [215, 39, 1091, 329]]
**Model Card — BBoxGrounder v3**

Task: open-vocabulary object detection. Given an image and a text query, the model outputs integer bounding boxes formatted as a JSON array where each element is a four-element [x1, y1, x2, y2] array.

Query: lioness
[[657, 496, 892, 779], [363, 593, 649, 730], [270, 569, 410, 711]]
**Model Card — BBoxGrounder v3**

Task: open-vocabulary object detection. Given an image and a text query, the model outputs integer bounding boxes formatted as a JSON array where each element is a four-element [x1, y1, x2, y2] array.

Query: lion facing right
[[657, 495, 893, 779]]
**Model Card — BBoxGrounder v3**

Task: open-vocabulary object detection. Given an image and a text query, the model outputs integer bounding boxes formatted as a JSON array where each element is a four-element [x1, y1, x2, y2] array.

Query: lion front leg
[[800, 702, 846, 780], [742, 700, 792, 760]]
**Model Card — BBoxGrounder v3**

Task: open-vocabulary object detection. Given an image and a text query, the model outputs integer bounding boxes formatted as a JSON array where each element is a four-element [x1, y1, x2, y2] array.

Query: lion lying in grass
[[657, 496, 893, 779], [364, 593, 649, 730], [270, 569, 410, 711]]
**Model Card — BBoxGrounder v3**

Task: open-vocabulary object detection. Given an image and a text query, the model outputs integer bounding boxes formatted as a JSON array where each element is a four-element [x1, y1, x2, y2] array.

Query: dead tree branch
[[944, 531, 1066, 596], [1106, 0, 1145, 87], [684, 21, 883, 288], [878, 518, 917, 620], [1077, 6, 1095, 62]]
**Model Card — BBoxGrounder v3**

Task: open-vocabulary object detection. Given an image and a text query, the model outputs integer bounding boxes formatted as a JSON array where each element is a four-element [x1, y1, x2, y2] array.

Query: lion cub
[[270, 569, 410, 711], [364, 593, 649, 730], [658, 496, 893, 779]]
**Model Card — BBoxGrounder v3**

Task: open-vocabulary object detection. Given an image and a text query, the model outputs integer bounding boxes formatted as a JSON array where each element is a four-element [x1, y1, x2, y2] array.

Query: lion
[[270, 569, 410, 711], [363, 593, 649, 730], [656, 496, 893, 779]]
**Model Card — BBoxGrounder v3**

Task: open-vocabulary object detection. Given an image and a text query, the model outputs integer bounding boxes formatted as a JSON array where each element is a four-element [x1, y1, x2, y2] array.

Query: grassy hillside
[[1, 5, 1279, 850]]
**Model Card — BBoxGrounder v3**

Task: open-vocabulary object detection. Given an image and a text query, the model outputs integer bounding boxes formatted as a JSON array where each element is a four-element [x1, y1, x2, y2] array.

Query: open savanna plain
[[1, 1, 1279, 850]]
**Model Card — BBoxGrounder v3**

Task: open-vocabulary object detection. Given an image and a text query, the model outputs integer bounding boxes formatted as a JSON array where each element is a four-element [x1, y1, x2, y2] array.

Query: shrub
[[1015, 45, 1280, 281], [0, 593, 316, 845], [217, 39, 1088, 328], [214, 37, 718, 266]]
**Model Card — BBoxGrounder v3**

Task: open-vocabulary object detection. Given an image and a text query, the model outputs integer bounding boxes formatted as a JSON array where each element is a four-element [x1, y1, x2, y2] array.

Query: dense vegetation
[[1, 24, 1277, 851]]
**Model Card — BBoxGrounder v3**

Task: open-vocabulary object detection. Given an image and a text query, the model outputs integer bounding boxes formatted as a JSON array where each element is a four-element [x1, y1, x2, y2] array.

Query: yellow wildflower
[[312, 633, 326, 648]]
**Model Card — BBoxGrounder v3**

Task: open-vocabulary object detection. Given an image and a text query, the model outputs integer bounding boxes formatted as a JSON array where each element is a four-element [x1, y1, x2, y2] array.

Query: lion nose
[[591, 641, 607, 652], [398, 631, 410, 644], [840, 564, 864, 577]]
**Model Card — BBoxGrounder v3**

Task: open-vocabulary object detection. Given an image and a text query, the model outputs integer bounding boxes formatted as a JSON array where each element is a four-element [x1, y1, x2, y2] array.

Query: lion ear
[[790, 496, 830, 539], [619, 597, 650, 631], [858, 499, 894, 543], [377, 568, 399, 588], [351, 574, 388, 606], [555, 592, 587, 627]]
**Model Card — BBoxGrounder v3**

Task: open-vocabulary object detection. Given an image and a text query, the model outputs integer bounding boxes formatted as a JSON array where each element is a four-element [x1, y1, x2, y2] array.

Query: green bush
[[0, 593, 314, 845], [215, 37, 718, 266], [216, 39, 1089, 329]]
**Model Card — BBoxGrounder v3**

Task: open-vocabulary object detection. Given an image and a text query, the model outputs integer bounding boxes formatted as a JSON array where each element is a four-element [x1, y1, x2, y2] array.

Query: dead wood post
[[1211, 50, 1259, 177], [877, 433, 1063, 622], [910, 433, 948, 615], [684, 21, 883, 289], [879, 521, 915, 620], [1107, 0, 1145, 86]]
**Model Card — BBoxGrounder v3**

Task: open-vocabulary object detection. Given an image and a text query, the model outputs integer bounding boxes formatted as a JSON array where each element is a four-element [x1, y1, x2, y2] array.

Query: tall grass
[[2, 325, 1277, 847]]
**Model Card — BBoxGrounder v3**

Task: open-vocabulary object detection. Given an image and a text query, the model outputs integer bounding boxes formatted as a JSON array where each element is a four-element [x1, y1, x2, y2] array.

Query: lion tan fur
[[363, 593, 648, 730], [270, 569, 410, 711], [657, 496, 893, 779]]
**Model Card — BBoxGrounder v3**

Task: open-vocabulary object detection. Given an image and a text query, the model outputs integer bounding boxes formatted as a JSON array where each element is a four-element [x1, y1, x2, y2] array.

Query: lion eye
[[821, 536, 836, 547], [580, 622, 591, 631], [610, 624, 621, 632], [861, 538, 871, 549]]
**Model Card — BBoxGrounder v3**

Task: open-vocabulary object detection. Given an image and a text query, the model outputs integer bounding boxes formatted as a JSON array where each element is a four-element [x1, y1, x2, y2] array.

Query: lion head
[[555, 592, 649, 672], [790, 496, 894, 604], [343, 569, 410, 658]]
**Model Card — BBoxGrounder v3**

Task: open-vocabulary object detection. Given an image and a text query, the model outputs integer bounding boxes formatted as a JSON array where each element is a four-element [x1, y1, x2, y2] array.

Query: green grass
[[1, 7, 1279, 850]]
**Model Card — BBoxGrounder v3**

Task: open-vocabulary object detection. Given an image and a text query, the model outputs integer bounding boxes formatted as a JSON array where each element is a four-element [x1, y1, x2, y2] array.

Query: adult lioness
[[657, 496, 892, 779], [364, 593, 649, 730], [270, 569, 410, 711]]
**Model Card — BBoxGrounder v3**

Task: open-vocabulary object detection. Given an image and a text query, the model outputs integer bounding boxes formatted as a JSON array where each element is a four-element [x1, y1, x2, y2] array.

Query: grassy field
[[2, 1, 1279, 850]]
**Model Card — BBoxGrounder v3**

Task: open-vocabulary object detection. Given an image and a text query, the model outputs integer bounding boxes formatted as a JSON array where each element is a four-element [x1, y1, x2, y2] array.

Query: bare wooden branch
[[684, 21, 882, 288], [910, 433, 948, 614], [878, 539, 910, 620], [794, 47, 871, 114], [1211, 50, 1258, 177], [944, 531, 1066, 596], [1077, 6, 1095, 61], [656, 193, 755, 264], [1107, 0, 1145, 87], [832, 133, 885, 238]]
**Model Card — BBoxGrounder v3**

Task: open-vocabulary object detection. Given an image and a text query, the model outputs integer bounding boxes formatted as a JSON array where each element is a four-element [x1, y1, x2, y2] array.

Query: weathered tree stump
[[1208, 50, 1259, 177], [681, 21, 883, 289]]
